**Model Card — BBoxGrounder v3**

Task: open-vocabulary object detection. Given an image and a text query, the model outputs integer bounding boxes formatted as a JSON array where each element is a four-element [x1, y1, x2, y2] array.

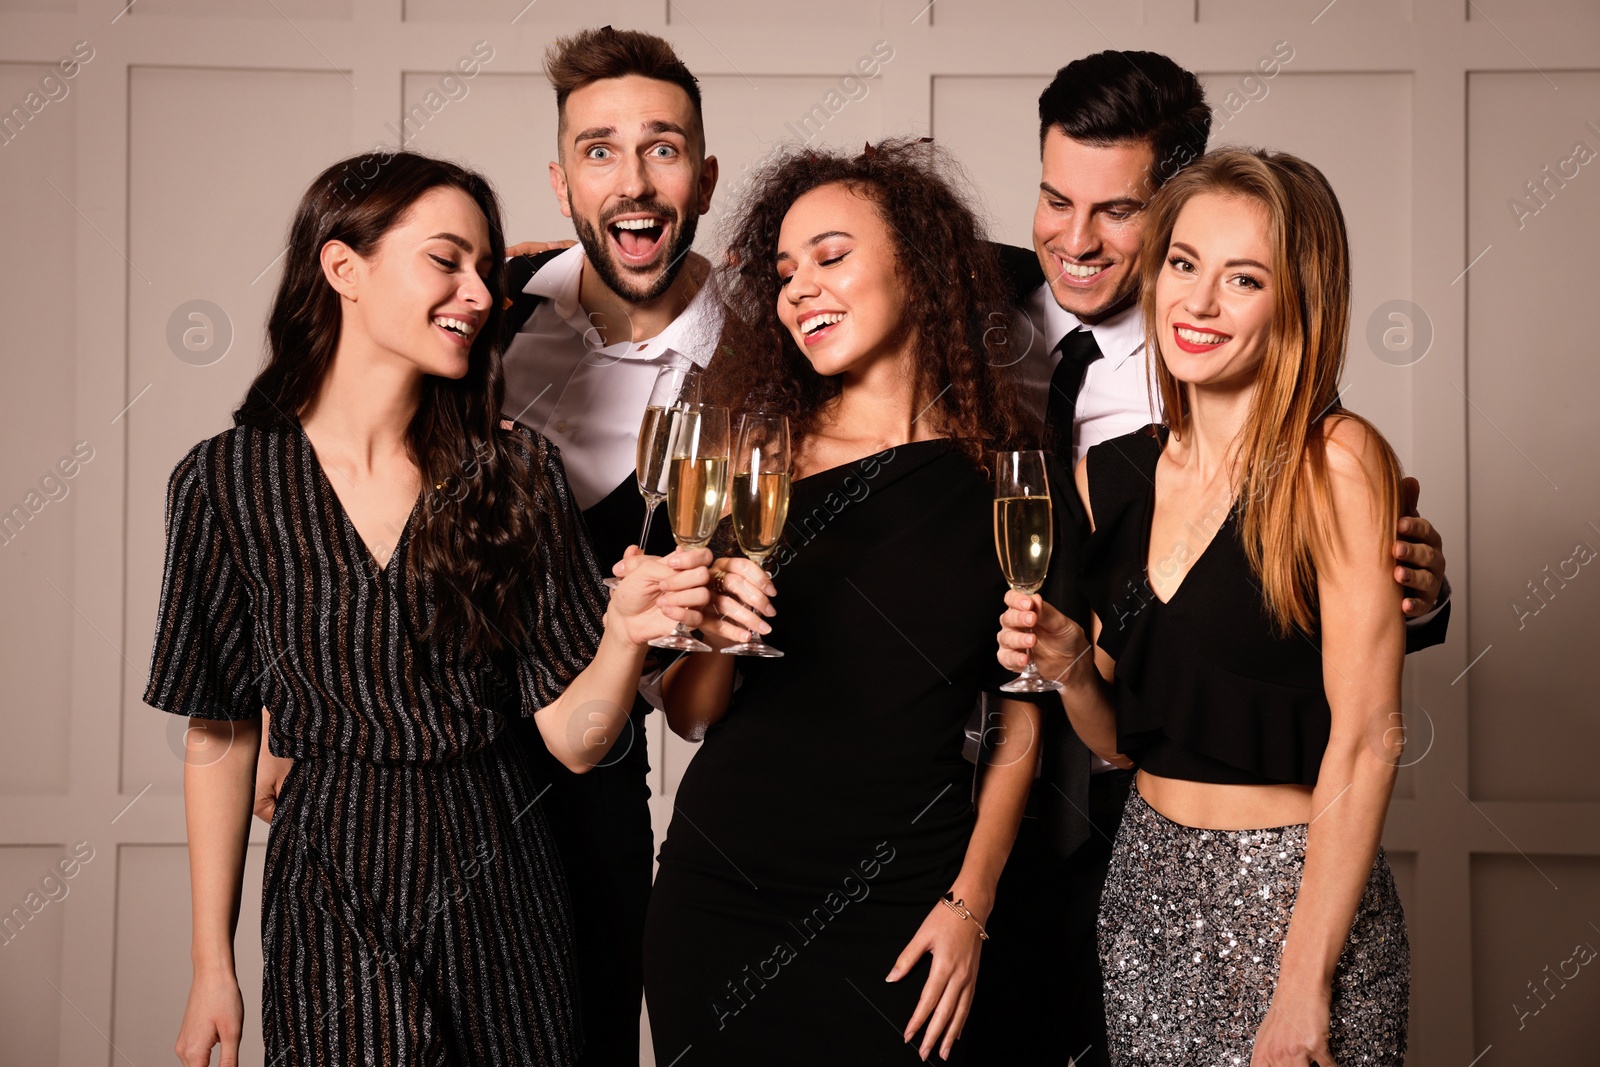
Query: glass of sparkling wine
[[649, 402, 730, 653], [605, 363, 702, 589], [722, 412, 791, 657], [995, 450, 1063, 693]]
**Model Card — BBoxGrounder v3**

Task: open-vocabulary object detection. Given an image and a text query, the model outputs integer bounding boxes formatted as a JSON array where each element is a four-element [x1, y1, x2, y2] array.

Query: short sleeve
[[142, 443, 262, 721], [507, 428, 608, 713]]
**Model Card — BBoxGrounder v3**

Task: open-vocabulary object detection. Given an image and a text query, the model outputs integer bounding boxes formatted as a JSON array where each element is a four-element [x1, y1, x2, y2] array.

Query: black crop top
[[1081, 425, 1330, 787]]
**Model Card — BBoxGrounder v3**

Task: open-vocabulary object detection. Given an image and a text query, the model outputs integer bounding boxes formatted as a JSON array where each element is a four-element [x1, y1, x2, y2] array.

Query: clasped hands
[[614, 547, 776, 648], [603, 545, 718, 646]]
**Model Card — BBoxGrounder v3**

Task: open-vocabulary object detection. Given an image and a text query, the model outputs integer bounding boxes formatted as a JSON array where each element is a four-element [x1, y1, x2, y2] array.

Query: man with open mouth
[[493, 27, 725, 1067]]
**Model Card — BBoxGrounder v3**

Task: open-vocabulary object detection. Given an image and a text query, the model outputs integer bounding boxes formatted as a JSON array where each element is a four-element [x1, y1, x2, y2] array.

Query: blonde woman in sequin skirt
[[998, 146, 1413, 1066]]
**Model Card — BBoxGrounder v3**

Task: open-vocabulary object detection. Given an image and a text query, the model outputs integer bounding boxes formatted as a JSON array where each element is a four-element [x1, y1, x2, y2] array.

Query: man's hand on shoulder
[[1395, 476, 1447, 617], [507, 239, 576, 258]]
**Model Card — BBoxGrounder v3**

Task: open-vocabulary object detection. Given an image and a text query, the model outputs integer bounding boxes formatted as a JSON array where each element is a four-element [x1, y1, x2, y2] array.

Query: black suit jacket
[[499, 248, 567, 346], [497, 248, 680, 568]]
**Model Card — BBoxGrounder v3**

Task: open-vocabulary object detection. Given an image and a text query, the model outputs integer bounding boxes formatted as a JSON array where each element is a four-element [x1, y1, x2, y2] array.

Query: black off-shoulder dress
[[643, 439, 1029, 1066]]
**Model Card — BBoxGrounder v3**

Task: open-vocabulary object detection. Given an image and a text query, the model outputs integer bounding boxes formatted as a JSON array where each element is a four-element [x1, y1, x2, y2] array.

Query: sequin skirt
[[1097, 783, 1409, 1065]]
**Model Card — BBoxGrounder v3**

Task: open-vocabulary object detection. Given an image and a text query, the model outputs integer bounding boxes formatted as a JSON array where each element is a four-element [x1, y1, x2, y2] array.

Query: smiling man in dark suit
[[964, 50, 1450, 1066]]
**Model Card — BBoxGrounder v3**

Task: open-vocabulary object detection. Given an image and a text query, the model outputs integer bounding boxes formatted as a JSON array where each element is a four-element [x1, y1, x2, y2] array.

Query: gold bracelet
[[940, 892, 990, 941]]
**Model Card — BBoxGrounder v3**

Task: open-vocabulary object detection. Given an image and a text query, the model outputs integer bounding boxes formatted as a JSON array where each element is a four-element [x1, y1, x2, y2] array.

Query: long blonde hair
[[1140, 147, 1401, 635]]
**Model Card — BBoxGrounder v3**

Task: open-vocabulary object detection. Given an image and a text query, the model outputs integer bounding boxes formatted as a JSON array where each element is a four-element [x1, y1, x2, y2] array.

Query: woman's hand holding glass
[[720, 412, 790, 656], [606, 544, 714, 647], [697, 557, 777, 650], [996, 590, 1091, 687]]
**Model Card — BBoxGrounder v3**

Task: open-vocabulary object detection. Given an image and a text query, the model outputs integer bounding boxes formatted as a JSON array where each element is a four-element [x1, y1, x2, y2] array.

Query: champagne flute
[[648, 403, 730, 652], [995, 450, 1063, 693], [605, 363, 703, 589], [722, 412, 791, 657]]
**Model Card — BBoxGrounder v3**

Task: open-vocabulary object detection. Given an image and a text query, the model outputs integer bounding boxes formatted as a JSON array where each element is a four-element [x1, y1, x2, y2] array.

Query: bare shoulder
[[1310, 414, 1400, 556], [1316, 413, 1394, 489]]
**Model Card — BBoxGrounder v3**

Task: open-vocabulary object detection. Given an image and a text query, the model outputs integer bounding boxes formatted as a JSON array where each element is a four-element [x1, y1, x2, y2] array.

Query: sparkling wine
[[993, 495, 1053, 594], [636, 405, 675, 501], [667, 455, 729, 548], [730, 471, 791, 565]]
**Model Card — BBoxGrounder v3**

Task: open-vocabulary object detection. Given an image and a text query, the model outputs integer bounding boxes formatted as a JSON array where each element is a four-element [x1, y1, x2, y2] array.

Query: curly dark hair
[[235, 150, 554, 661], [705, 138, 1040, 465]]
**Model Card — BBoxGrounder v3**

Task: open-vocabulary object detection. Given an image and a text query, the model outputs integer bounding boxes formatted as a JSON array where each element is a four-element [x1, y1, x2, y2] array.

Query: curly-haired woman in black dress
[[643, 139, 1048, 1065], [145, 151, 711, 1067], [1000, 147, 1412, 1065]]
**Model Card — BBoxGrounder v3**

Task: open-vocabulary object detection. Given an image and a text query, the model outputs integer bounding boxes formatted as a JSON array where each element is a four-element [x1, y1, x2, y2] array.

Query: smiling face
[[774, 182, 910, 380], [1152, 191, 1277, 390], [550, 75, 716, 303], [1032, 129, 1157, 325], [334, 184, 493, 379]]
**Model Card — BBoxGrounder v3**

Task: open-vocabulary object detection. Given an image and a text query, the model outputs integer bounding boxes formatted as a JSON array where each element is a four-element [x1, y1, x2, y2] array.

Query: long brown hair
[[235, 150, 550, 659], [706, 138, 1038, 463], [1140, 147, 1401, 635]]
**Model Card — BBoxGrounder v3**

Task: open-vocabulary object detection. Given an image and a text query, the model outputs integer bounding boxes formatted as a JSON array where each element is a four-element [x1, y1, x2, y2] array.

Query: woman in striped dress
[[145, 151, 712, 1067]]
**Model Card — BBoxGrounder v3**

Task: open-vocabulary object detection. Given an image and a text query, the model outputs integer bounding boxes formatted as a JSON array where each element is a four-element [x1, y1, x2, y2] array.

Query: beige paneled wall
[[121, 67, 358, 798], [1465, 71, 1600, 805], [0, 845, 71, 1065], [1197, 0, 1411, 20], [0, 59, 78, 798], [1, 0, 1596, 1063], [1470, 854, 1600, 1056], [671, 0, 885, 28]]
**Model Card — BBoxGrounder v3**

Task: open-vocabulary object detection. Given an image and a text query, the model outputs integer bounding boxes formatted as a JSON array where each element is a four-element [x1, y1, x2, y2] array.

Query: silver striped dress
[[144, 418, 606, 1066]]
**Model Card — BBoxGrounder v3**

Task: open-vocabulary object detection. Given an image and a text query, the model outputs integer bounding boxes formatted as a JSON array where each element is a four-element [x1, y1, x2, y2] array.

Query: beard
[[572, 198, 701, 305]]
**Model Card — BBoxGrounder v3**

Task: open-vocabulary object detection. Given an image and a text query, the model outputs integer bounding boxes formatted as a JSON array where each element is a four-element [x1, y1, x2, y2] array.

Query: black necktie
[[1038, 327, 1101, 859], [1045, 328, 1103, 464]]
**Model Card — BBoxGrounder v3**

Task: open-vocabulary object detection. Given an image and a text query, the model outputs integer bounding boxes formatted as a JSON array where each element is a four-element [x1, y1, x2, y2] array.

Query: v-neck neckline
[[292, 417, 422, 579], [1141, 426, 1236, 609]]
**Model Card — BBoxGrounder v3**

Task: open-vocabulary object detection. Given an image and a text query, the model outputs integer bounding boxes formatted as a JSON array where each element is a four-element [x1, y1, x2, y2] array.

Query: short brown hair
[[544, 26, 704, 155]]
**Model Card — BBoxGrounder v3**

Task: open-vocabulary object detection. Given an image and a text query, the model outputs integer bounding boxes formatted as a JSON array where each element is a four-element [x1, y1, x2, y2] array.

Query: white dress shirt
[[1013, 282, 1159, 468], [500, 245, 724, 511]]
